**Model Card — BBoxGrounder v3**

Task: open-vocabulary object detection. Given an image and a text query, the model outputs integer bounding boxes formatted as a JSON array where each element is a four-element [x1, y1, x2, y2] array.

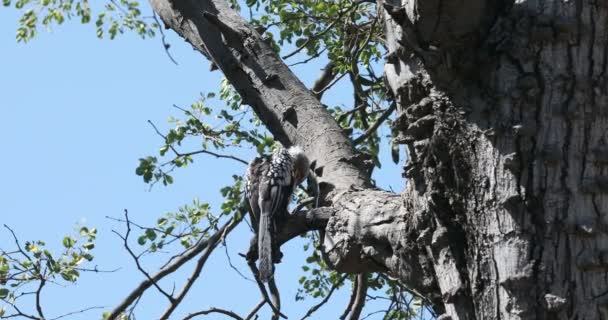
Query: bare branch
[[267, 278, 281, 320], [3, 225, 32, 262], [244, 299, 266, 320], [348, 273, 368, 320], [153, 12, 178, 65], [48, 306, 106, 320], [112, 210, 175, 302], [182, 308, 244, 320], [106, 217, 240, 319], [223, 242, 254, 282], [34, 277, 45, 319], [311, 72, 347, 98], [1, 303, 39, 320], [352, 102, 396, 145], [287, 47, 326, 67], [158, 219, 240, 319], [340, 275, 359, 320], [245, 260, 287, 319], [311, 61, 336, 100]]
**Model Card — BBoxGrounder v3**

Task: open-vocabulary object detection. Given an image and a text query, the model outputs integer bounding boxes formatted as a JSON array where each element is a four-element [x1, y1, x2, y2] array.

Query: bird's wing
[[245, 156, 266, 230], [260, 150, 294, 221]]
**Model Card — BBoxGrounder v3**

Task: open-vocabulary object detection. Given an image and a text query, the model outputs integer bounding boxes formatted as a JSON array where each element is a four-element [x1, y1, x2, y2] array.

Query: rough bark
[[149, 0, 608, 319], [383, 0, 608, 319]]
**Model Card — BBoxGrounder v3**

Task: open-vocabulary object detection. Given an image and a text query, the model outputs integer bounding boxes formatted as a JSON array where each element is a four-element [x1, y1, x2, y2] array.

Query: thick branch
[[149, 0, 369, 197], [149, 0, 444, 312], [311, 61, 337, 100]]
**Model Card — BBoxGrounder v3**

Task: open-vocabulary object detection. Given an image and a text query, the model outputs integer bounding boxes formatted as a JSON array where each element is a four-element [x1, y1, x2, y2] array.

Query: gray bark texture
[[149, 0, 608, 318]]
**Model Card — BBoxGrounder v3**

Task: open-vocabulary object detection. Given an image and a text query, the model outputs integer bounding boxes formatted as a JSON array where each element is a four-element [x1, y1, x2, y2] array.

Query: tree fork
[[149, 0, 446, 306]]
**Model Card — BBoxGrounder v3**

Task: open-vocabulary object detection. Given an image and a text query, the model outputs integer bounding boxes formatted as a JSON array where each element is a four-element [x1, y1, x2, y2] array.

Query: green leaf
[[391, 140, 400, 164], [0, 288, 9, 299], [63, 236, 75, 248], [145, 229, 157, 241], [159, 145, 169, 156], [137, 235, 147, 245]]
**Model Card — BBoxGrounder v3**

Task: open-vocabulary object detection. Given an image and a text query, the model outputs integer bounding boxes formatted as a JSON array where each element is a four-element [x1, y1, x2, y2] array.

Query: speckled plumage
[[245, 146, 308, 281]]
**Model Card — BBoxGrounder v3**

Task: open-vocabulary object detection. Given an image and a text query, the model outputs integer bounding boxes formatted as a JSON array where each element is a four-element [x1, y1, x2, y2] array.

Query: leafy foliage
[[4, 0, 156, 42], [0, 226, 97, 318], [2, 0, 427, 318]]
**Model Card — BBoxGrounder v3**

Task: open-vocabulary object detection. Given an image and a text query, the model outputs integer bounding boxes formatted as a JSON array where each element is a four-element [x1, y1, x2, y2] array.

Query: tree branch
[[352, 102, 396, 145], [299, 274, 347, 320], [281, 1, 362, 60], [149, 0, 370, 197], [48, 306, 106, 320], [148, 0, 442, 310], [34, 277, 45, 319], [106, 217, 240, 320], [158, 217, 232, 319], [245, 260, 287, 319], [340, 275, 359, 320], [348, 273, 368, 320], [112, 210, 175, 302], [244, 299, 266, 320], [267, 278, 281, 320], [147, 120, 248, 165], [182, 308, 244, 320], [311, 61, 337, 100]]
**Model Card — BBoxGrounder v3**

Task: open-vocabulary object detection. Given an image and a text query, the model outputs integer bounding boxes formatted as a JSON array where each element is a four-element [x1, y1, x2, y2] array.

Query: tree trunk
[[150, 0, 608, 318], [381, 0, 608, 318]]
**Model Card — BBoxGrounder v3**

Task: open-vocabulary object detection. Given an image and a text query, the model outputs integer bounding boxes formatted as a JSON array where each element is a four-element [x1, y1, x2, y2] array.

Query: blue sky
[[0, 3, 412, 319]]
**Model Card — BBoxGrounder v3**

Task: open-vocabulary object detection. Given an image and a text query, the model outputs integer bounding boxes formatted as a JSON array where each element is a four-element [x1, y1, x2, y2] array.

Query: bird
[[245, 145, 310, 282]]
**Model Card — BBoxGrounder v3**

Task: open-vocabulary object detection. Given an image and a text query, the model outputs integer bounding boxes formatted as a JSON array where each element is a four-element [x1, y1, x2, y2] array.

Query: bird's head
[[288, 145, 310, 185]]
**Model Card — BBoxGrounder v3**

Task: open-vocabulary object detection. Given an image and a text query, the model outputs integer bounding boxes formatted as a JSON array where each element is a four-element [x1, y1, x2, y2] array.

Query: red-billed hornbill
[[245, 145, 310, 282]]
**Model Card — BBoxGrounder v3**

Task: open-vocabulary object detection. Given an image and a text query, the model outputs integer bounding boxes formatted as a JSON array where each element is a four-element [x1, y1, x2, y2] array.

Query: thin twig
[[182, 308, 244, 320], [223, 242, 254, 282], [244, 299, 266, 320], [49, 306, 106, 320], [106, 216, 238, 319], [153, 13, 178, 65], [246, 260, 287, 319], [310, 61, 336, 100], [159, 218, 240, 319], [281, 1, 363, 60], [299, 274, 348, 320], [147, 120, 248, 165], [288, 47, 327, 67], [112, 210, 175, 302], [352, 102, 396, 145], [312, 72, 347, 97], [3, 225, 32, 262]]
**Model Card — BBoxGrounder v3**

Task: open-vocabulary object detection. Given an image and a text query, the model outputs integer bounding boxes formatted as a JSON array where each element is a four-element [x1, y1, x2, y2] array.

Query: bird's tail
[[258, 211, 273, 282]]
